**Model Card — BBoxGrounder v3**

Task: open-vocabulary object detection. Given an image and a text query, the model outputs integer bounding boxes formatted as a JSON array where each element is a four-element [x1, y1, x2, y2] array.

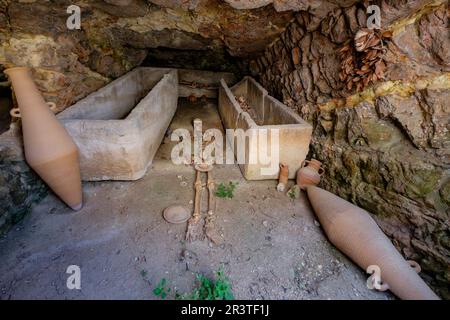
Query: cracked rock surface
[[251, 1, 449, 298]]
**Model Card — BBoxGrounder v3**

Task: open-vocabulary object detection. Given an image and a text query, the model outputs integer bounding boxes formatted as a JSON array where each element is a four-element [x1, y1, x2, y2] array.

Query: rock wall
[[0, 0, 294, 111], [0, 0, 294, 236], [0, 132, 48, 236], [251, 0, 449, 298], [0, 0, 448, 298]]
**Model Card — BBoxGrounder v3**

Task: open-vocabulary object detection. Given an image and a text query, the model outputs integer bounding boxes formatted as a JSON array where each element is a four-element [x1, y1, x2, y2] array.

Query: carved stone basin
[[57, 67, 179, 181]]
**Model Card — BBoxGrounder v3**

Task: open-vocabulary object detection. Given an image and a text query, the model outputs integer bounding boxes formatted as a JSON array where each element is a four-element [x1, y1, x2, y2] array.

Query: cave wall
[[0, 0, 295, 236], [0, 0, 295, 111], [0, 0, 448, 298], [0, 0, 366, 236], [250, 0, 449, 298], [0, 133, 47, 235]]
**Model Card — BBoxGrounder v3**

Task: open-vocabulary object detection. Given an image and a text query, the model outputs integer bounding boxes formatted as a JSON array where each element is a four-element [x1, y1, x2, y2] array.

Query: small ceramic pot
[[296, 159, 324, 190]]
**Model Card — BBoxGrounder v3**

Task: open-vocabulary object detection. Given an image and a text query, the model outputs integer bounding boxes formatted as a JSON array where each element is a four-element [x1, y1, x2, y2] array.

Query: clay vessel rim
[[4, 66, 30, 75]]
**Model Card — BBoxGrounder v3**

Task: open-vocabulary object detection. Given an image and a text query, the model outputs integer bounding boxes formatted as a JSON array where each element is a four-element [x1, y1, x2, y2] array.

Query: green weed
[[153, 278, 171, 299], [152, 268, 234, 300], [215, 182, 238, 199]]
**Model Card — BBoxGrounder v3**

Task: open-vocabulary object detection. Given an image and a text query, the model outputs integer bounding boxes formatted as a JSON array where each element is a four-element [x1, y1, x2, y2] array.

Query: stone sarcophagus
[[57, 67, 178, 181], [218, 76, 312, 180]]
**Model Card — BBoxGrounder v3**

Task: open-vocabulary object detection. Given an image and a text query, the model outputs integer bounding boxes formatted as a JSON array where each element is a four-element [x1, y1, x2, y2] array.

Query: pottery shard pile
[[339, 28, 392, 92]]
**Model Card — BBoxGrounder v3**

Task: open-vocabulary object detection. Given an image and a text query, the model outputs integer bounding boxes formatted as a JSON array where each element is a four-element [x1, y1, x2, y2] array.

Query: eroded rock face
[[314, 93, 449, 299], [0, 0, 294, 110], [224, 0, 360, 15], [251, 1, 450, 298]]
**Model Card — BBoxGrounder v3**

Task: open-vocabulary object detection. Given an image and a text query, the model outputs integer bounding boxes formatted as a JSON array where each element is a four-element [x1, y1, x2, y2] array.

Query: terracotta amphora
[[5, 67, 83, 210], [297, 159, 324, 190], [306, 186, 439, 300]]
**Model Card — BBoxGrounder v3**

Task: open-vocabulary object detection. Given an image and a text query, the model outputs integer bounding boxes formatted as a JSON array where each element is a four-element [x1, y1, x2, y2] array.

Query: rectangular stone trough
[[57, 67, 178, 181], [218, 76, 312, 180]]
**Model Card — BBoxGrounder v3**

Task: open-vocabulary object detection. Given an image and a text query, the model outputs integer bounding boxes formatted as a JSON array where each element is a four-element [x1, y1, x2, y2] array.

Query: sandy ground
[[0, 99, 392, 300]]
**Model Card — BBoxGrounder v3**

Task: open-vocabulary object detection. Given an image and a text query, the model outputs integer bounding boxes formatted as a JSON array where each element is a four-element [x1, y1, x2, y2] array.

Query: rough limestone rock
[[252, 1, 449, 298], [224, 0, 360, 15], [0, 0, 294, 111], [104, 0, 133, 6], [0, 132, 48, 235]]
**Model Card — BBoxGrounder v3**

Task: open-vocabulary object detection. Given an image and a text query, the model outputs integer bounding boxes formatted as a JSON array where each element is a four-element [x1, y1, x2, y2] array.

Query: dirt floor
[[0, 99, 392, 300]]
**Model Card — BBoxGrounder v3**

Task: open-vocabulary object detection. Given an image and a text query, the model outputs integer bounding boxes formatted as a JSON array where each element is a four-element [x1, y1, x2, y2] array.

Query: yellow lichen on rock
[[319, 73, 450, 111]]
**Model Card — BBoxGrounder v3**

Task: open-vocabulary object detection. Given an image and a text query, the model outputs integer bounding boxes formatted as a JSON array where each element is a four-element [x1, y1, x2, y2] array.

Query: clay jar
[[5, 67, 83, 210], [296, 159, 324, 190], [306, 186, 439, 300]]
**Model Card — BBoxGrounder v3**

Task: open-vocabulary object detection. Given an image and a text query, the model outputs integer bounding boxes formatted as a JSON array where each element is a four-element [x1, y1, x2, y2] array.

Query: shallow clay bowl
[[163, 205, 191, 224]]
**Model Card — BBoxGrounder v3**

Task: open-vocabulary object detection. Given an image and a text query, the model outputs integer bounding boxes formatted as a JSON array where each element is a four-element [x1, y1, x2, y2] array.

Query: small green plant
[[152, 268, 234, 300], [287, 185, 300, 200], [215, 181, 238, 199], [288, 189, 296, 199], [153, 278, 171, 299], [184, 269, 234, 300]]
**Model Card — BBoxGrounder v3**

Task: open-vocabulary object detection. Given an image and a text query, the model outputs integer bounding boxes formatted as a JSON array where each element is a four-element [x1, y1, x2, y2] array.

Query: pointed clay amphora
[[306, 186, 439, 300], [297, 159, 324, 190], [5, 67, 83, 210]]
